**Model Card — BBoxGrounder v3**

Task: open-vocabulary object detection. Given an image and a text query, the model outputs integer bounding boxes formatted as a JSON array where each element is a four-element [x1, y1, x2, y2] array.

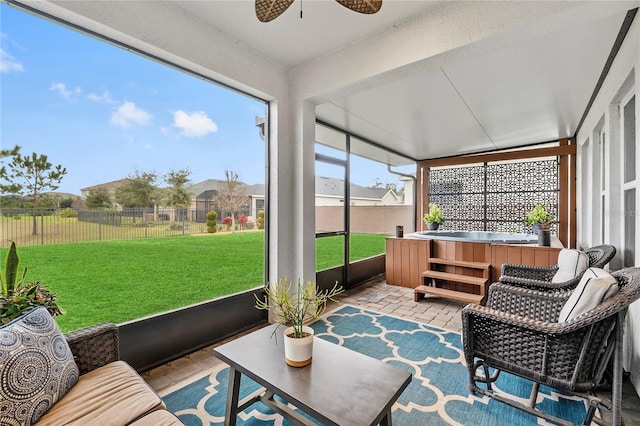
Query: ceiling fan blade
[[256, 0, 295, 22], [335, 0, 382, 15]]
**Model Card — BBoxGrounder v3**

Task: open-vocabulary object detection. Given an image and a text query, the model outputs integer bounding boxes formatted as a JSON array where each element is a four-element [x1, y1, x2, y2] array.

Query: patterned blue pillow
[[0, 307, 79, 425]]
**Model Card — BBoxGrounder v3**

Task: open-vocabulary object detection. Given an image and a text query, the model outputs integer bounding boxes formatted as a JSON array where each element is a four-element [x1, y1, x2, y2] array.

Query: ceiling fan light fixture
[[256, 0, 382, 22], [335, 0, 382, 15], [256, 0, 295, 22]]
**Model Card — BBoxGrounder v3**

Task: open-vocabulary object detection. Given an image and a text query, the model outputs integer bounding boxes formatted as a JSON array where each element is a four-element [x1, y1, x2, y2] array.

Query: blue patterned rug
[[161, 305, 588, 425]]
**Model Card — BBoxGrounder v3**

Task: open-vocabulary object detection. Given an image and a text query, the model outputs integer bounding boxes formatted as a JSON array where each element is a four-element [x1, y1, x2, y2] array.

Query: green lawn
[[8, 232, 386, 332]]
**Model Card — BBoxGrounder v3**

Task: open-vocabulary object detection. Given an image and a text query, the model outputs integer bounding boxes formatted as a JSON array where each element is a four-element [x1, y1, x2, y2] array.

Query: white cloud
[[87, 90, 117, 104], [49, 82, 81, 100], [172, 110, 218, 138], [0, 47, 24, 73], [110, 101, 152, 128]]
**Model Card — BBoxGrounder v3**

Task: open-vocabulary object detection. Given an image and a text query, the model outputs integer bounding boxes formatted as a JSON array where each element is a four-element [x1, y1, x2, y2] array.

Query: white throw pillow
[[551, 249, 589, 283], [558, 267, 618, 322]]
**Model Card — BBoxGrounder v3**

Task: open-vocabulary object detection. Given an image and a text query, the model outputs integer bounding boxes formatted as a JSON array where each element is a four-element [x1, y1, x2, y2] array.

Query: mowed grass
[[7, 232, 386, 332]]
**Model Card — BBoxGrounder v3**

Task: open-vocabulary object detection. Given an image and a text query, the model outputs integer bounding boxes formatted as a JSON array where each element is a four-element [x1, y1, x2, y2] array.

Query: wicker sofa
[[0, 308, 182, 425]]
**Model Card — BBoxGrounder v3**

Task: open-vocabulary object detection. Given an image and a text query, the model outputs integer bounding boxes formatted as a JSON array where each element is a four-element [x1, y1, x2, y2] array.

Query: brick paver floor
[[142, 276, 464, 392], [141, 276, 640, 424]]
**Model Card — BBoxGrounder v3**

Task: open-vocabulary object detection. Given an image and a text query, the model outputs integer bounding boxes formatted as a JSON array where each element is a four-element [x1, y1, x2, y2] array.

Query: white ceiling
[[170, 0, 443, 68], [22, 1, 639, 164], [167, 1, 634, 163], [317, 9, 627, 161]]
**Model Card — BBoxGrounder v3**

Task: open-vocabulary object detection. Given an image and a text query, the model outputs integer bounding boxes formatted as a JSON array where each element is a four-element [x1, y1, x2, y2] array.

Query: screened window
[[0, 4, 267, 331], [314, 122, 415, 284]]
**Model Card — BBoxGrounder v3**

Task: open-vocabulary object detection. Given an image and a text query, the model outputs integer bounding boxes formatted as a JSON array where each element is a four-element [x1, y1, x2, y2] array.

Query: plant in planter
[[523, 203, 555, 246], [423, 203, 445, 230], [523, 203, 555, 229], [255, 278, 342, 367], [1, 241, 63, 324]]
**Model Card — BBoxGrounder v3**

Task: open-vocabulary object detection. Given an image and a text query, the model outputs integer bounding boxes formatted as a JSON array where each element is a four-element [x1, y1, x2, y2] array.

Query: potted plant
[[423, 203, 445, 230], [1, 241, 63, 324], [255, 278, 342, 367], [523, 203, 555, 246]]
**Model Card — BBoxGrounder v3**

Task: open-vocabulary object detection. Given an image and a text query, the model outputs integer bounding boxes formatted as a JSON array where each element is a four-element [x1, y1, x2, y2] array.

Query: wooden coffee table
[[213, 324, 412, 426]]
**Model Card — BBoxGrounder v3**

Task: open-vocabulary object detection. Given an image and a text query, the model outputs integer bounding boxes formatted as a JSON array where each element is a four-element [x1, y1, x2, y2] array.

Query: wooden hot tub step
[[421, 270, 487, 286], [419, 257, 491, 305], [414, 285, 484, 304], [428, 258, 491, 270]]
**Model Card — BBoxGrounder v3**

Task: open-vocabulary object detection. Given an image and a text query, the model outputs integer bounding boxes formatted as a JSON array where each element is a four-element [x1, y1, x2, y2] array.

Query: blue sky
[[1, 4, 409, 196]]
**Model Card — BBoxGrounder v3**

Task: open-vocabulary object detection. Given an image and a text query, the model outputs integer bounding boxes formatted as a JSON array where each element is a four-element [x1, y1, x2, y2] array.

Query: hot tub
[[408, 230, 538, 244]]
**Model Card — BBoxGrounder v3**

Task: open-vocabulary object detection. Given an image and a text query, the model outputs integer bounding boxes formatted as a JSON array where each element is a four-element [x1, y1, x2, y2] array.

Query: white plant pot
[[283, 325, 314, 367]]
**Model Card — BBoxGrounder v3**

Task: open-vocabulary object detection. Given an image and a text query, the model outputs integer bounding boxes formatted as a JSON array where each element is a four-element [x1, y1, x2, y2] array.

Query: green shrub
[[257, 210, 265, 230], [0, 242, 63, 324], [59, 208, 78, 218], [1, 282, 63, 324], [206, 210, 218, 233]]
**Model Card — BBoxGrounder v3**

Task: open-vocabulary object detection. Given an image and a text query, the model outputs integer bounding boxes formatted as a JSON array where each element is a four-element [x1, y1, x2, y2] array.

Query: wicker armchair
[[64, 322, 120, 375], [462, 267, 640, 426], [499, 244, 616, 291]]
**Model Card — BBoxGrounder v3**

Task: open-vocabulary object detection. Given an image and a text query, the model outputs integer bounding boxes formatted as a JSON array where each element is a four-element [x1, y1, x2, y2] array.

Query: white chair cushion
[[558, 267, 618, 322], [552, 249, 589, 283]]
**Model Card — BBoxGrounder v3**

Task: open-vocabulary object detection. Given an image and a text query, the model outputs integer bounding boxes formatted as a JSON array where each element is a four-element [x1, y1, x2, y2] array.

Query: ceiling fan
[[256, 0, 383, 23]]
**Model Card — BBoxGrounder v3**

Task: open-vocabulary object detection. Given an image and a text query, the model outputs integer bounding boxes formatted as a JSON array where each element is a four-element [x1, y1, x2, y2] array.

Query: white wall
[[576, 17, 640, 391]]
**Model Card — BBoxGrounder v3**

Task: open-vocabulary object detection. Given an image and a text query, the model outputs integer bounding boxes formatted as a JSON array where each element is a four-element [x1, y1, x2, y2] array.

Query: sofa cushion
[[552, 249, 589, 283], [36, 360, 165, 425], [0, 307, 79, 426], [129, 409, 184, 426], [558, 268, 618, 322]]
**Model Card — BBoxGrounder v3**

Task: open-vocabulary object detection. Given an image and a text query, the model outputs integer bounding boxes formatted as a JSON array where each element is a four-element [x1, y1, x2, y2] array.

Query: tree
[[4, 151, 67, 235], [41, 193, 73, 209], [371, 178, 398, 192], [114, 170, 158, 222], [216, 169, 248, 233], [0, 145, 20, 158], [0, 145, 21, 195], [371, 178, 383, 189], [370, 178, 404, 198], [59, 198, 74, 209], [85, 187, 113, 209], [163, 169, 192, 208]]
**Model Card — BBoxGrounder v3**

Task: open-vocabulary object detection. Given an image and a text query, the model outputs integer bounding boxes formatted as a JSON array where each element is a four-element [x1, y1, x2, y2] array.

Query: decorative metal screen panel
[[429, 165, 485, 231], [429, 159, 559, 233]]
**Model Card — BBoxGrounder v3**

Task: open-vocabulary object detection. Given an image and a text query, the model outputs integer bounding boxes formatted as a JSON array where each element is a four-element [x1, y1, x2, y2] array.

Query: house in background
[[189, 179, 262, 222], [314, 176, 402, 206], [81, 176, 407, 228], [79, 179, 127, 205]]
